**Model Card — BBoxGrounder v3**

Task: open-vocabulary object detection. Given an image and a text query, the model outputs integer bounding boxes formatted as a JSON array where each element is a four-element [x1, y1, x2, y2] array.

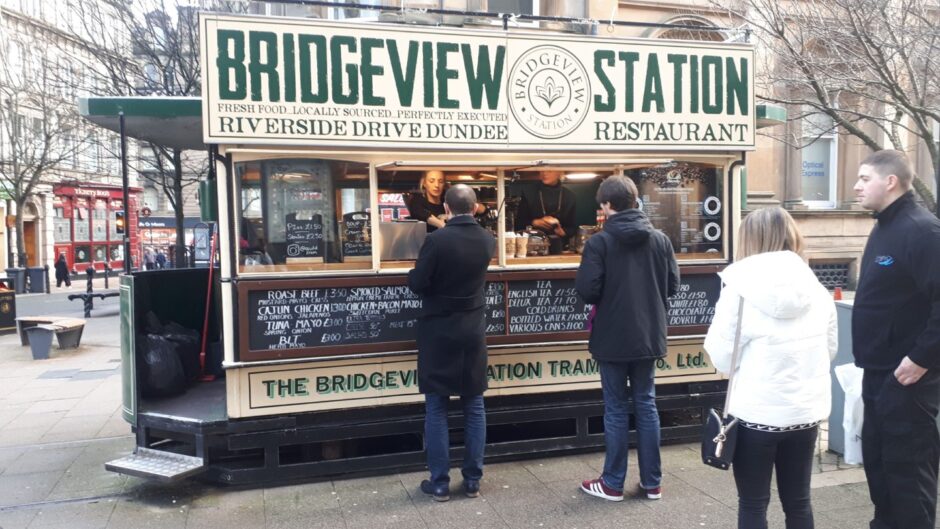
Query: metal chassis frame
[[132, 380, 725, 486]]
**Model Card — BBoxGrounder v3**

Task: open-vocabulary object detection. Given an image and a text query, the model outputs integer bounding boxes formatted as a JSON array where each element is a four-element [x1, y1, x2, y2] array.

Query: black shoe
[[463, 480, 480, 498], [420, 479, 450, 502]]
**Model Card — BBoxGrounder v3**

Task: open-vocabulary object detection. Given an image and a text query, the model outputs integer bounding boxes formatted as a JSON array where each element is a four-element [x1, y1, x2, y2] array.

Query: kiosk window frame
[[228, 152, 734, 279]]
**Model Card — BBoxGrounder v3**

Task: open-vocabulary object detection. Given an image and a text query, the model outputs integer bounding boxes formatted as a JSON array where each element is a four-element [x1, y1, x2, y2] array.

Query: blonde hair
[[737, 207, 804, 260]]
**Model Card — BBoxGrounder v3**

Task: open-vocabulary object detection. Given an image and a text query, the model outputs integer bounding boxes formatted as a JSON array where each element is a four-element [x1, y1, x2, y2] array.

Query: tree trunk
[[14, 200, 27, 267], [173, 149, 187, 267]]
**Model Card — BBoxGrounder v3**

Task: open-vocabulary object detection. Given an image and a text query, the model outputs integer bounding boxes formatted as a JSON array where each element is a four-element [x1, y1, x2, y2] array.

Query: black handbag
[[702, 297, 745, 470]]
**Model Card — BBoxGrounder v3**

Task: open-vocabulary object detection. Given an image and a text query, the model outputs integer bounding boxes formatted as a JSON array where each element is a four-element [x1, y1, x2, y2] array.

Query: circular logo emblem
[[508, 46, 591, 139]]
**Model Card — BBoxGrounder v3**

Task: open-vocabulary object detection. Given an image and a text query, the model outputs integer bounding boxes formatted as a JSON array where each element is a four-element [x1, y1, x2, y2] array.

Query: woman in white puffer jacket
[[705, 207, 837, 529]]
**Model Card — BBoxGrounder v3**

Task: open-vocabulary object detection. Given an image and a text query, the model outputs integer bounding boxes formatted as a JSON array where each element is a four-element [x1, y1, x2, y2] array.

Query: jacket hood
[[603, 209, 653, 246], [719, 251, 821, 319]]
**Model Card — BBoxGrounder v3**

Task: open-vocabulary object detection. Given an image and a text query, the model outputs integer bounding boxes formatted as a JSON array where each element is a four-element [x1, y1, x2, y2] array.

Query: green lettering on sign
[[642, 53, 664, 113], [249, 31, 279, 102], [667, 54, 687, 113], [702, 55, 723, 115], [436, 42, 459, 109], [461, 44, 505, 110], [726, 57, 748, 116], [299, 34, 328, 103], [331, 36, 359, 105], [387, 40, 419, 106], [619, 51, 639, 112], [593, 50, 615, 112], [217, 30, 246, 100], [360, 38, 386, 106]]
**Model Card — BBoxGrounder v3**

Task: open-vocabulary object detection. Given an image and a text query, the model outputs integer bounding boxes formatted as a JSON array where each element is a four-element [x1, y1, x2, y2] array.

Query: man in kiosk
[[408, 184, 496, 502], [515, 171, 577, 251]]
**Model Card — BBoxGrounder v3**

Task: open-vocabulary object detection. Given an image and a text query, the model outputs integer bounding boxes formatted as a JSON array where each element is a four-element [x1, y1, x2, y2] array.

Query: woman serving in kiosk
[[407, 170, 447, 232]]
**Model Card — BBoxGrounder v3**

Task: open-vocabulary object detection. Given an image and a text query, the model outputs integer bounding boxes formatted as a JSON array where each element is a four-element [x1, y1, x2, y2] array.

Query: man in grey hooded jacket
[[576, 175, 679, 502]]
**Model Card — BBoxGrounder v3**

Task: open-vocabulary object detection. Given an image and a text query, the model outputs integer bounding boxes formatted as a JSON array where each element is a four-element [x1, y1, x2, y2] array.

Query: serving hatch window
[[376, 168, 498, 268], [235, 158, 371, 274]]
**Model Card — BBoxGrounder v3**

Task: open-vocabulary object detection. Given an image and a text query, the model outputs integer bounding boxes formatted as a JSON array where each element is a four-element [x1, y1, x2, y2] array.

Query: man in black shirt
[[852, 149, 940, 529], [515, 171, 577, 245]]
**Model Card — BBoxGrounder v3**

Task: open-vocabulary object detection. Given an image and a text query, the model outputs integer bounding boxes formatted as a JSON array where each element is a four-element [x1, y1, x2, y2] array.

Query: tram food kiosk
[[93, 12, 761, 484]]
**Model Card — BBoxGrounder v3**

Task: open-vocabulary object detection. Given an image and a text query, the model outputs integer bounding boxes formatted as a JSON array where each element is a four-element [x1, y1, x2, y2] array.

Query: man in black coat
[[408, 184, 495, 502], [575, 175, 679, 502], [852, 150, 940, 529]]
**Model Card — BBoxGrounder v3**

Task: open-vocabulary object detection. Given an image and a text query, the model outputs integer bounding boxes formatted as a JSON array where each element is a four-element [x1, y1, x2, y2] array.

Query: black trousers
[[732, 425, 818, 529], [862, 369, 940, 529]]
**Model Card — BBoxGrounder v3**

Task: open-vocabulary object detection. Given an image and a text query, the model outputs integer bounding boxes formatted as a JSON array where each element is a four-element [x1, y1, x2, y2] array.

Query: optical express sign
[[201, 14, 755, 150]]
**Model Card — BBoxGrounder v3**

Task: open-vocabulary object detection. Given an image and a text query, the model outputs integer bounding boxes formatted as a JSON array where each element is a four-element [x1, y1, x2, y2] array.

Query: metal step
[[105, 447, 206, 482]]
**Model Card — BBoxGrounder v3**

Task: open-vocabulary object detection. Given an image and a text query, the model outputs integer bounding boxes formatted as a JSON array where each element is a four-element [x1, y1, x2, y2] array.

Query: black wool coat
[[575, 209, 679, 362], [408, 215, 496, 396]]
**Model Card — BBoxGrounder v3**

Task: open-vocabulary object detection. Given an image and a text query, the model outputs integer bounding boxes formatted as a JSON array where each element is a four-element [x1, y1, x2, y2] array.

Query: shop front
[[52, 184, 142, 272], [86, 12, 756, 485]]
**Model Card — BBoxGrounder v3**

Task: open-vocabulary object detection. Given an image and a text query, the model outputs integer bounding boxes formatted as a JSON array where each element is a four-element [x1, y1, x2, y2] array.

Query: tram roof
[[78, 97, 204, 151], [78, 96, 786, 152]]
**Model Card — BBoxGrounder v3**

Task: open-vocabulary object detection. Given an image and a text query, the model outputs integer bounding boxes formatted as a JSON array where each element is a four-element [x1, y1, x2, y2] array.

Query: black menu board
[[249, 281, 510, 351], [341, 211, 371, 259], [249, 285, 423, 350], [667, 273, 721, 327], [507, 279, 592, 334], [246, 273, 720, 353], [484, 282, 506, 335], [285, 214, 324, 259]]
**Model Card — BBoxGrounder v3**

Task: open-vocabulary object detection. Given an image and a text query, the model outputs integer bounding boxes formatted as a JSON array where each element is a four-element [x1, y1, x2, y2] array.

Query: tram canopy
[[78, 97, 204, 151]]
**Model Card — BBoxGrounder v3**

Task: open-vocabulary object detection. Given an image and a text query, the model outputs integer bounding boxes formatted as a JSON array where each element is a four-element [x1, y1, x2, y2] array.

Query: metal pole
[[119, 112, 131, 274]]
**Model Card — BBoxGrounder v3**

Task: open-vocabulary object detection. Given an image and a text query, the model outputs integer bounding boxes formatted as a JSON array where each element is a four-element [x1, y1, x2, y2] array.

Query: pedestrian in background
[[155, 250, 167, 269], [705, 206, 836, 529], [851, 149, 940, 529], [408, 184, 496, 502], [54, 253, 71, 287], [143, 248, 155, 270], [576, 175, 679, 502]]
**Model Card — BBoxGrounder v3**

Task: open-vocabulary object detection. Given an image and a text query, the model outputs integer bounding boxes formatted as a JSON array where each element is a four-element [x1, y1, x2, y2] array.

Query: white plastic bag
[[834, 363, 865, 465]]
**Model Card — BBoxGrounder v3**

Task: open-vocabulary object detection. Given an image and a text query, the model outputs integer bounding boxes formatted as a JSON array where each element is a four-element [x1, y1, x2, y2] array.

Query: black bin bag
[[138, 334, 186, 398]]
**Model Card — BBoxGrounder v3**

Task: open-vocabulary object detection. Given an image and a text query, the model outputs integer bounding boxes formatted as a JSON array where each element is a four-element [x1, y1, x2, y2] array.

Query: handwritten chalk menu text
[[244, 272, 721, 353], [285, 214, 323, 259], [508, 279, 592, 334], [485, 282, 506, 336], [249, 286, 423, 350], [341, 211, 371, 259], [668, 273, 721, 326]]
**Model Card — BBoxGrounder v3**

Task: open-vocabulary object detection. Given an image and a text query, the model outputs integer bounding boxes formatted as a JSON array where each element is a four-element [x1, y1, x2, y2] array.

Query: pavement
[[0, 287, 904, 529]]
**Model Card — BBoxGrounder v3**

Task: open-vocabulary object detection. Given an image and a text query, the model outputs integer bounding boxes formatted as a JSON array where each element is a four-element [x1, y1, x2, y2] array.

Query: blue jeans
[[424, 393, 486, 487], [598, 359, 662, 491]]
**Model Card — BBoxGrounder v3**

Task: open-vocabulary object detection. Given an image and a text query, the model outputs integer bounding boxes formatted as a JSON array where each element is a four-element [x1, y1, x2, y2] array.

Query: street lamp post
[[119, 112, 131, 274]]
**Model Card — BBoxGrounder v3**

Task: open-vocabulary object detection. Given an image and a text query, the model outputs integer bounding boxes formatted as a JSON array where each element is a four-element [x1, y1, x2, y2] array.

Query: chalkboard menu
[[286, 214, 323, 260], [249, 285, 423, 350], [341, 211, 371, 260], [244, 272, 721, 354], [668, 273, 721, 327], [507, 279, 592, 334], [484, 282, 506, 335]]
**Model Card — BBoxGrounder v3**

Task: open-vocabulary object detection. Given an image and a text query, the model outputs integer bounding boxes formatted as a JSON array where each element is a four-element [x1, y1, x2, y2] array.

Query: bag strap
[[721, 296, 746, 419]]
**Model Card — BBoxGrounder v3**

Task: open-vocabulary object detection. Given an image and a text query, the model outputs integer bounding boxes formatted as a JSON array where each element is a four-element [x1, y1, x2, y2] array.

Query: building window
[[801, 112, 838, 208], [53, 207, 72, 243], [92, 201, 108, 241]]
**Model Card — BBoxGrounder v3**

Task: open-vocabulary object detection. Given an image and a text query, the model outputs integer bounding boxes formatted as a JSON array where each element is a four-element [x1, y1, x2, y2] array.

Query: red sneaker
[[640, 485, 662, 500], [580, 478, 624, 502]]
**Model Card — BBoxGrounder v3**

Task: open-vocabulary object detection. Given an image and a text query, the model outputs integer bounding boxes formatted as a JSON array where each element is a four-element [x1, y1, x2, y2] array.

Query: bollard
[[43, 265, 50, 294], [84, 266, 95, 318], [103, 265, 111, 290]]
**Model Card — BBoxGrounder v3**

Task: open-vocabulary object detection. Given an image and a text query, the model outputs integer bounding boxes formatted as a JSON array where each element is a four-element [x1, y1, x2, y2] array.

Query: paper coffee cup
[[515, 233, 529, 258]]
